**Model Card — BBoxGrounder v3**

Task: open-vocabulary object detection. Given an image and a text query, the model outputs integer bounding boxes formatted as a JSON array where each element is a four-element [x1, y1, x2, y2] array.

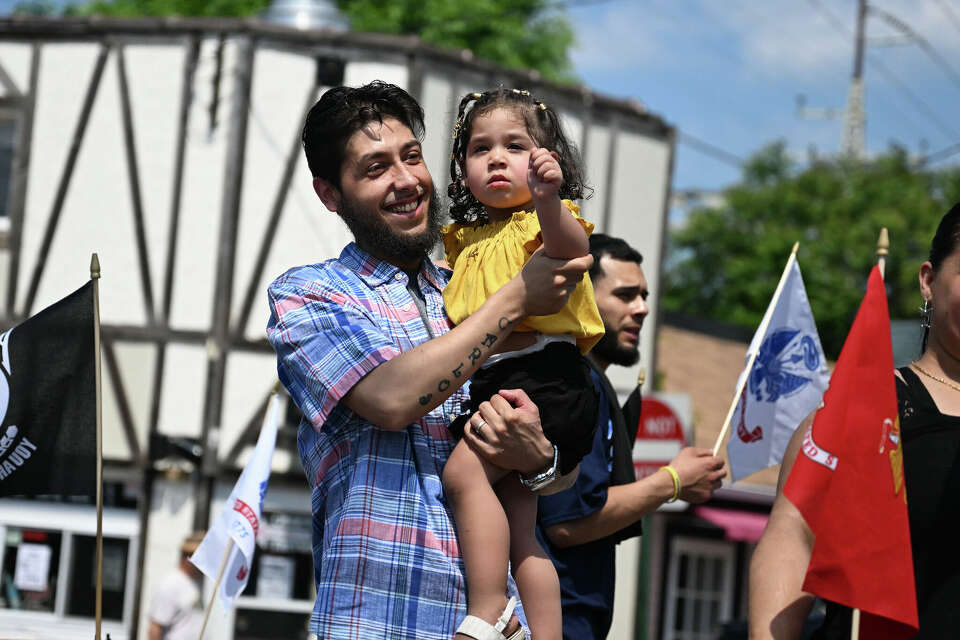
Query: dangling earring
[[920, 299, 932, 329]]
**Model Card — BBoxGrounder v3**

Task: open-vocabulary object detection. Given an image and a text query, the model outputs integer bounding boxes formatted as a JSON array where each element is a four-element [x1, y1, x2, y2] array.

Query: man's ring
[[474, 420, 487, 440]]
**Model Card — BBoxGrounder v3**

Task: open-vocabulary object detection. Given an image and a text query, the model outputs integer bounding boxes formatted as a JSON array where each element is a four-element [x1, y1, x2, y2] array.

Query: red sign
[[634, 397, 687, 479]]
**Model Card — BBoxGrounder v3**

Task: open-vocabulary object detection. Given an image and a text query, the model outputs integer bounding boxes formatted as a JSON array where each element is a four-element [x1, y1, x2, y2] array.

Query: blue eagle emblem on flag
[[750, 328, 821, 402]]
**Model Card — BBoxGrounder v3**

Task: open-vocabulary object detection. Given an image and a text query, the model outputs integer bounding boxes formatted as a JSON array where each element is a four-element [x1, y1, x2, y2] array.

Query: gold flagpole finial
[[791, 241, 800, 255], [90, 253, 101, 280], [877, 228, 889, 257]]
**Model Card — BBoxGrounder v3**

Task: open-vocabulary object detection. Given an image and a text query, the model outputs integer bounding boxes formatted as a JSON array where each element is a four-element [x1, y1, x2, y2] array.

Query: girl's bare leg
[[443, 439, 520, 638], [499, 473, 562, 640]]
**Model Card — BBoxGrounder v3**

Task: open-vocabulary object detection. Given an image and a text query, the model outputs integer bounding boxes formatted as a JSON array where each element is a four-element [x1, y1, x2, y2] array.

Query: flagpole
[[90, 254, 104, 640], [848, 228, 890, 640], [198, 537, 234, 640], [712, 242, 800, 456]]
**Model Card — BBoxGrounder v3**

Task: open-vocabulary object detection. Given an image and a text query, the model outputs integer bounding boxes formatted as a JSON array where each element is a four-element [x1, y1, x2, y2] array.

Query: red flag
[[783, 266, 918, 638]]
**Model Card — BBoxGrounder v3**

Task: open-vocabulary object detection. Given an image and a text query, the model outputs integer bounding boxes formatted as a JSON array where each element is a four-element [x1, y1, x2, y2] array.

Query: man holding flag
[[536, 234, 725, 640], [747, 212, 960, 637]]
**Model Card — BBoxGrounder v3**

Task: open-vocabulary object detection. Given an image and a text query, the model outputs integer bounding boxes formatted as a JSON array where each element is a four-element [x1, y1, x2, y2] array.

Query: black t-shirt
[[815, 367, 960, 638]]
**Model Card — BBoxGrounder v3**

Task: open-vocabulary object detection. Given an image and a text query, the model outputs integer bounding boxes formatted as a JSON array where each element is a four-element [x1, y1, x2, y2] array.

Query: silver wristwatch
[[519, 445, 559, 491]]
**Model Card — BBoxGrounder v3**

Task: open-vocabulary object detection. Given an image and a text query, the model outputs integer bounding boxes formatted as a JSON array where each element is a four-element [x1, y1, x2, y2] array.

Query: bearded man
[[535, 233, 727, 639], [266, 81, 591, 640]]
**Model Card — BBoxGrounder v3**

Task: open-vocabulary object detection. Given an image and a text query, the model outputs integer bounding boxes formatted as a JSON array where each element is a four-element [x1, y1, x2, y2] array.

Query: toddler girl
[[442, 88, 603, 640]]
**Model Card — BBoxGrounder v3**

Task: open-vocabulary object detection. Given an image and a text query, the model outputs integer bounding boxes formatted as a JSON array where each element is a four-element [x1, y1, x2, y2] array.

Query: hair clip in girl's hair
[[471, 92, 482, 99], [511, 89, 531, 97], [537, 102, 547, 111]]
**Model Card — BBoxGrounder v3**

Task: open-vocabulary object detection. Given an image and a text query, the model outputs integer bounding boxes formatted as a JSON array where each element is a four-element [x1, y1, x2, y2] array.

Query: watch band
[[519, 445, 559, 491]]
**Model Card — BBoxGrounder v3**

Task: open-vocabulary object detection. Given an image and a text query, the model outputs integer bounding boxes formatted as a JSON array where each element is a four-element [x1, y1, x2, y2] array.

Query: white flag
[[728, 260, 830, 481], [190, 393, 280, 612]]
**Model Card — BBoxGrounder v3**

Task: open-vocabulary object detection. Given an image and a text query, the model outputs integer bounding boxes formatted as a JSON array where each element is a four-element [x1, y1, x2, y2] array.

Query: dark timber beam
[[101, 338, 144, 463], [23, 43, 110, 317], [6, 44, 40, 319], [0, 59, 21, 97], [131, 36, 200, 638], [222, 388, 272, 466], [234, 81, 319, 338], [115, 45, 156, 325], [195, 35, 255, 531]]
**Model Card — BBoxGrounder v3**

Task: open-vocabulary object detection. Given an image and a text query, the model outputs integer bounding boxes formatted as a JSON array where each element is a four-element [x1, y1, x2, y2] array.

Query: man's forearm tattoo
[[416, 316, 514, 407]]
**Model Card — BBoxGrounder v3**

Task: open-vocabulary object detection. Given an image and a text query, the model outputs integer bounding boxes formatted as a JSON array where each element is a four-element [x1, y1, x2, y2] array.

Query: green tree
[[11, 1, 59, 15], [62, 0, 269, 17], [663, 142, 960, 358], [335, 0, 575, 83], [53, 0, 575, 82]]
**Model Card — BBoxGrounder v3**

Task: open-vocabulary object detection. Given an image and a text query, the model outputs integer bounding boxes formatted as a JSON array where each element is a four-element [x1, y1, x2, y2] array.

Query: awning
[[693, 506, 769, 543]]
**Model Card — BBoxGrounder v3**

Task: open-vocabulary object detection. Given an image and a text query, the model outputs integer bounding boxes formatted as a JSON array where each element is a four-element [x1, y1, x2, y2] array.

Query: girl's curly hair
[[448, 87, 592, 225]]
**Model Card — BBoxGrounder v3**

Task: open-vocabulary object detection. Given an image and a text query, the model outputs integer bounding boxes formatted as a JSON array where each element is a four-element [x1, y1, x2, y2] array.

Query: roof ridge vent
[[260, 0, 349, 31]]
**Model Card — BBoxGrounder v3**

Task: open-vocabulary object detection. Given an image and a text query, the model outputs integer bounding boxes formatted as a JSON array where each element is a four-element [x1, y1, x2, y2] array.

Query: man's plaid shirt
[[268, 243, 499, 639]]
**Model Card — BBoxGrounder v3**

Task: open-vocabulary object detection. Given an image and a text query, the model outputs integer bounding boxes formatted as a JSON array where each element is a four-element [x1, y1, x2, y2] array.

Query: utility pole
[[843, 0, 867, 158]]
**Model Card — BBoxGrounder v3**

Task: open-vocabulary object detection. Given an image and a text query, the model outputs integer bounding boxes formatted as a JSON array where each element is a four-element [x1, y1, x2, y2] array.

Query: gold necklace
[[911, 362, 960, 393]]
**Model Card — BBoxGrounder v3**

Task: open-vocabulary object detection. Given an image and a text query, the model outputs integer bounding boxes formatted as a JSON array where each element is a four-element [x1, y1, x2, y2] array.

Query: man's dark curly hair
[[302, 81, 425, 188], [588, 233, 643, 282], [447, 87, 591, 225]]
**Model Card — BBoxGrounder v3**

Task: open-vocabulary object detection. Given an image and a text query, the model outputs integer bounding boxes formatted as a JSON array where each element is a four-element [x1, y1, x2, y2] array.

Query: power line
[[867, 54, 960, 140], [806, 0, 960, 141], [677, 131, 745, 168], [931, 0, 960, 37], [868, 5, 960, 95], [642, 0, 775, 129], [924, 142, 960, 165], [807, 0, 851, 37]]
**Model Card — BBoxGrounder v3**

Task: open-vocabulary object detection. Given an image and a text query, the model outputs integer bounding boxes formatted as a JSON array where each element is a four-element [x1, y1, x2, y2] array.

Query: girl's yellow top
[[441, 200, 603, 355]]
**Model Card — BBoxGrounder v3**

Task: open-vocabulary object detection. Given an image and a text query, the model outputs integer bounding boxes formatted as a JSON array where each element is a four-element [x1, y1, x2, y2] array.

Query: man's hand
[[527, 148, 562, 203], [515, 249, 592, 317], [669, 447, 726, 503], [462, 388, 554, 475]]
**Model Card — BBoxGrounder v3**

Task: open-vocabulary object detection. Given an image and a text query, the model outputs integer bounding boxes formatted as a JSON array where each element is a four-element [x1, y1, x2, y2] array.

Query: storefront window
[[0, 527, 62, 613], [242, 511, 313, 601], [67, 535, 129, 620], [234, 608, 313, 640], [664, 536, 734, 640], [234, 511, 314, 639]]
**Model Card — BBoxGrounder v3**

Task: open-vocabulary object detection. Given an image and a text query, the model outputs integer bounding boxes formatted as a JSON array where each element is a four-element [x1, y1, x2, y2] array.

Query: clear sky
[[567, 0, 960, 196], [2, 0, 958, 198]]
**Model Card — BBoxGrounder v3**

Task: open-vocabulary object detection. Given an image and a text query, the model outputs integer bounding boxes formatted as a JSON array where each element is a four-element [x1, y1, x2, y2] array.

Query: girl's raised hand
[[527, 148, 562, 202]]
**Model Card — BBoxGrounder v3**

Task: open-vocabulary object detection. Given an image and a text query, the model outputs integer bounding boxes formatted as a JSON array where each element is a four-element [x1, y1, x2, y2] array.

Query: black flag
[[0, 282, 95, 497]]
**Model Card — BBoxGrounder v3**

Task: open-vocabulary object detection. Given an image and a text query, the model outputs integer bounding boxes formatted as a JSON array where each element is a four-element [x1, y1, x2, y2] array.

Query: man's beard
[[592, 326, 640, 367], [337, 191, 443, 264]]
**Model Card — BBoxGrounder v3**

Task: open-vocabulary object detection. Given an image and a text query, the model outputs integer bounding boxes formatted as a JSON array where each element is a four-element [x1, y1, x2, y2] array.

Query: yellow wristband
[[659, 465, 681, 503]]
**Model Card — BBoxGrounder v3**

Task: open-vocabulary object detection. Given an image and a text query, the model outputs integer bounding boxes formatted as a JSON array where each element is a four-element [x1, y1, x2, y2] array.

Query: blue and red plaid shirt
[[267, 243, 521, 639]]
